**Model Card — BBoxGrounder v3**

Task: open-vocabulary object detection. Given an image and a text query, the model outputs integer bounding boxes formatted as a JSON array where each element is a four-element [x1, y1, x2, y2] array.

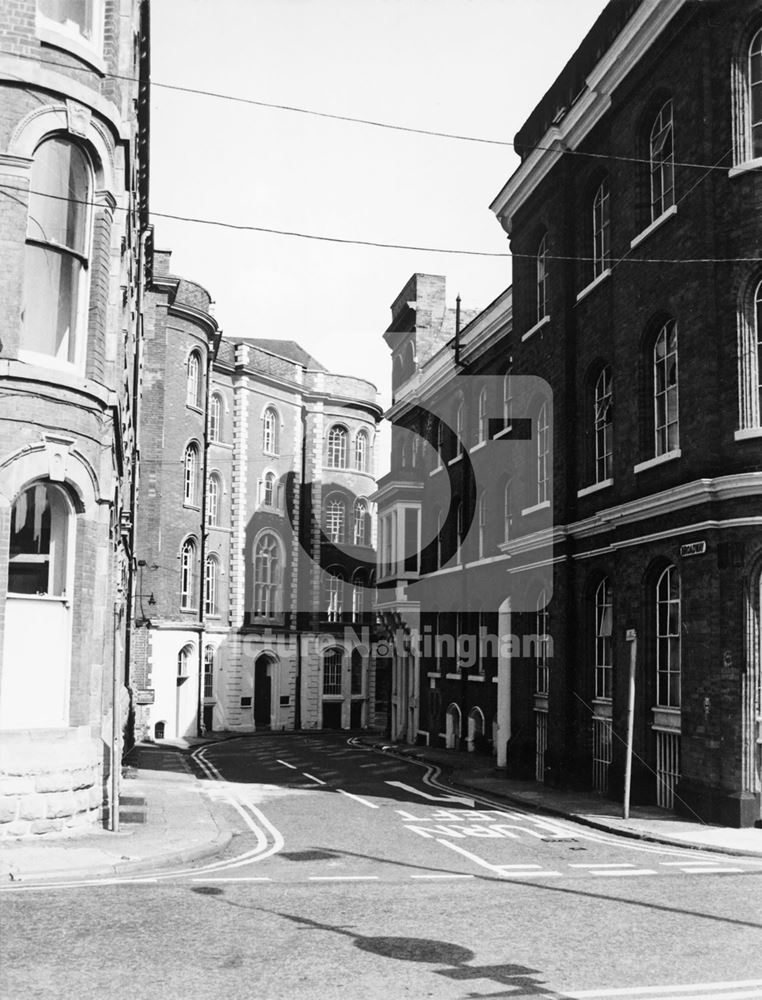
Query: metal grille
[[655, 730, 680, 809], [592, 717, 612, 793], [535, 711, 548, 782]]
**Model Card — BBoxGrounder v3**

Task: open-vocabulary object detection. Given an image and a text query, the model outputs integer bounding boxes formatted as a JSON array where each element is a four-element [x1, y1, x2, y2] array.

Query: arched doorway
[[445, 703, 461, 750], [254, 654, 274, 728], [467, 706, 485, 753]]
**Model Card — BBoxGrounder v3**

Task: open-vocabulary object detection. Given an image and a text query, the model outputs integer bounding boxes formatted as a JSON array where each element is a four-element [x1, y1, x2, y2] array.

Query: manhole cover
[[280, 850, 337, 862]]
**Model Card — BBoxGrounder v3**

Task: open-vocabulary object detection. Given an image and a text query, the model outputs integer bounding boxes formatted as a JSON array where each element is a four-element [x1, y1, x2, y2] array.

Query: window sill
[[426, 671, 442, 678], [448, 453, 463, 466], [521, 315, 550, 343], [468, 674, 486, 683], [186, 403, 203, 415], [734, 427, 762, 441], [521, 499, 551, 516], [633, 449, 681, 474], [428, 465, 444, 478], [444, 672, 462, 680], [37, 21, 106, 74], [18, 349, 84, 377], [183, 503, 201, 511], [575, 268, 611, 304], [630, 204, 677, 250], [577, 478, 613, 498], [728, 157, 762, 179], [493, 425, 513, 440], [470, 440, 488, 454]]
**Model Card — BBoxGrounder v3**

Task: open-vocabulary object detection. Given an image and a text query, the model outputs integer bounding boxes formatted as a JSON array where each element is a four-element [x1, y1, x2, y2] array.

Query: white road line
[[590, 868, 658, 877], [495, 864, 543, 869], [276, 759, 297, 770], [337, 789, 379, 809], [410, 874, 475, 880], [385, 780, 473, 806], [191, 877, 272, 883], [497, 870, 563, 879], [302, 772, 327, 785], [678, 867, 745, 874], [660, 860, 737, 866], [308, 876, 380, 881], [566, 980, 762, 998], [569, 863, 637, 869], [434, 838, 559, 879]]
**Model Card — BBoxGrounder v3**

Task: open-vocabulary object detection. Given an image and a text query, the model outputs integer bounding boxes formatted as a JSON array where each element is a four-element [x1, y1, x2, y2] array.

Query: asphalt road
[[2, 733, 762, 1000]]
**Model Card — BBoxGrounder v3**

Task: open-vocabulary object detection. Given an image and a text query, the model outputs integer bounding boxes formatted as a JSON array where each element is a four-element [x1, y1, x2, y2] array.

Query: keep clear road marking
[[337, 789, 379, 808], [385, 780, 473, 806], [566, 980, 762, 998], [436, 837, 561, 879]]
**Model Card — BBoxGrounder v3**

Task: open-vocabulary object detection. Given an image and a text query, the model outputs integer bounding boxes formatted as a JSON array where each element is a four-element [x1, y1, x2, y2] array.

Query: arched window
[[737, 279, 762, 430], [325, 496, 346, 544], [263, 406, 279, 455], [186, 351, 202, 408], [353, 499, 368, 546], [9, 482, 70, 596], [203, 645, 215, 698], [649, 100, 674, 220], [204, 555, 219, 616], [455, 402, 464, 457], [351, 649, 364, 694], [352, 573, 366, 618], [206, 473, 221, 527], [653, 319, 679, 456], [478, 388, 488, 443], [21, 137, 91, 367], [184, 443, 199, 505], [594, 366, 613, 483], [455, 501, 464, 564], [594, 578, 613, 700], [656, 565, 681, 708], [503, 479, 514, 543], [435, 419, 444, 469], [180, 538, 196, 610], [327, 425, 347, 468], [477, 491, 486, 559], [326, 572, 344, 623], [178, 644, 193, 678], [355, 430, 369, 472], [536, 233, 548, 323], [262, 471, 276, 508], [750, 28, 762, 158], [254, 532, 281, 618], [323, 648, 343, 694], [536, 402, 550, 504], [503, 368, 513, 427], [209, 394, 222, 442], [592, 178, 610, 277], [535, 589, 549, 695]]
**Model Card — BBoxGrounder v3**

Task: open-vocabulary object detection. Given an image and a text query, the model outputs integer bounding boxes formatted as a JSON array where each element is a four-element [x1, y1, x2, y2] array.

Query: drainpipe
[[197, 327, 221, 737], [295, 408, 308, 730]]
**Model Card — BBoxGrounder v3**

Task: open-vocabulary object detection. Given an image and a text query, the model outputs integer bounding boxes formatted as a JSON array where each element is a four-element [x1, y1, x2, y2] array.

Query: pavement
[[1, 730, 760, 883]]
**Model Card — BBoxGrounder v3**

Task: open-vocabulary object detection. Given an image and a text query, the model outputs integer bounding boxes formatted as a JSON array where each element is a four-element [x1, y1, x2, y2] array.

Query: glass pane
[[9, 483, 68, 596], [28, 139, 89, 254], [38, 0, 93, 39], [21, 245, 80, 362]]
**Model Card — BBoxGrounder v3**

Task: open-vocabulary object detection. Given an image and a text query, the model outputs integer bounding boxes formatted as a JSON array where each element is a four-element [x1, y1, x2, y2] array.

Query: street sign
[[680, 541, 706, 557], [134, 689, 155, 705]]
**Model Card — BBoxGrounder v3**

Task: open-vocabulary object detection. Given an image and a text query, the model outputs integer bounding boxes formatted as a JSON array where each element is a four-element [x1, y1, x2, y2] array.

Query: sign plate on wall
[[680, 541, 706, 557], [134, 689, 155, 705]]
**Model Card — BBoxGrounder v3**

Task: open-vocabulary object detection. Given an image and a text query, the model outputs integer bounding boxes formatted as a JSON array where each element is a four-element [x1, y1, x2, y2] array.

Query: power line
[[1, 181, 759, 264], [0, 50, 736, 173]]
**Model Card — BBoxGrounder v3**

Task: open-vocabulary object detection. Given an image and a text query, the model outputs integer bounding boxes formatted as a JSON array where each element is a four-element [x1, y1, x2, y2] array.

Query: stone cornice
[[489, 0, 687, 233]]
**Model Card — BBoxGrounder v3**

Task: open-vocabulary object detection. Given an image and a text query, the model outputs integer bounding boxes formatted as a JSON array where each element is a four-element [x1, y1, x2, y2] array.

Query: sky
[[149, 0, 610, 414]]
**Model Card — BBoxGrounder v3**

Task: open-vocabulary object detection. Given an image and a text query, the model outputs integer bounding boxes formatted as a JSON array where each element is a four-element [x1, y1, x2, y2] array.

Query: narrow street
[[2, 734, 761, 1000]]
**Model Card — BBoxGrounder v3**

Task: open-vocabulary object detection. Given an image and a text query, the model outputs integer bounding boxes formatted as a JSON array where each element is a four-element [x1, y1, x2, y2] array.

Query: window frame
[[325, 495, 346, 544], [594, 366, 613, 483], [8, 481, 73, 598], [323, 647, 343, 695], [180, 538, 196, 611], [204, 554, 219, 617], [355, 430, 369, 472], [649, 99, 675, 221], [327, 424, 348, 468], [183, 443, 200, 507], [535, 589, 549, 695], [253, 531, 282, 619], [209, 393, 222, 443], [263, 406, 279, 456], [536, 402, 550, 504], [203, 645, 215, 698], [655, 565, 681, 709], [592, 178, 610, 278], [594, 578, 613, 700], [206, 472, 221, 527], [536, 233, 548, 323], [186, 351, 202, 409], [653, 319, 679, 457]]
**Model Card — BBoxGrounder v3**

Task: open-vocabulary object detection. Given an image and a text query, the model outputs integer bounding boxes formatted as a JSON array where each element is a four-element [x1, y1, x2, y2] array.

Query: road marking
[[497, 870, 563, 879], [659, 860, 737, 866], [308, 875, 380, 881], [385, 780, 473, 805], [191, 877, 272, 883], [276, 759, 297, 770], [337, 789, 379, 808], [410, 874, 475, 880], [302, 772, 327, 785], [568, 863, 637, 869], [678, 866, 745, 874], [590, 868, 658, 877], [566, 979, 762, 997]]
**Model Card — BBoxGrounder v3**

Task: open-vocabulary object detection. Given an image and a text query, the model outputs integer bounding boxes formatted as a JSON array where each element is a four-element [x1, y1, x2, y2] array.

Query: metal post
[[111, 602, 121, 833], [623, 628, 637, 820]]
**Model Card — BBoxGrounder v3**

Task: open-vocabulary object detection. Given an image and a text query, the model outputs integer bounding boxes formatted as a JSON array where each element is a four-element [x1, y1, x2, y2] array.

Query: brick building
[[378, 0, 762, 826], [0, 0, 150, 834], [131, 255, 382, 739]]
